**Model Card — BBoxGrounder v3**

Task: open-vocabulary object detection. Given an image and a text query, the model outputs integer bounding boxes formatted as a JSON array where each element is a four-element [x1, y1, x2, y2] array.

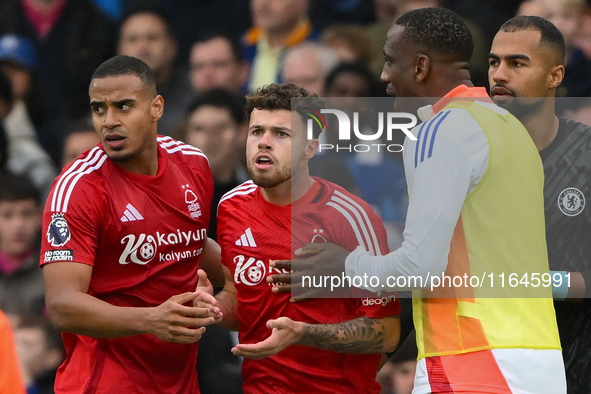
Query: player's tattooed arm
[[298, 316, 399, 353], [232, 315, 400, 359]]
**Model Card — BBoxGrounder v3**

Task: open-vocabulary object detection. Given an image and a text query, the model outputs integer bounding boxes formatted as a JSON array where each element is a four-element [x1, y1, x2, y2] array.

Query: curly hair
[[246, 83, 325, 138], [395, 7, 473, 63]]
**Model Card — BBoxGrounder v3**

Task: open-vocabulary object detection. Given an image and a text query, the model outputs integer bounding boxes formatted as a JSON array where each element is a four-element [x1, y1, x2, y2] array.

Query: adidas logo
[[120, 203, 144, 222], [235, 228, 257, 247]]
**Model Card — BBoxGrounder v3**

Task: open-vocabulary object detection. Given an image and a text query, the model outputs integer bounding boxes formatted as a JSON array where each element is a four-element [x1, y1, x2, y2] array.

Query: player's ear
[[303, 138, 319, 159], [415, 54, 430, 83], [151, 95, 164, 122], [548, 64, 565, 89]]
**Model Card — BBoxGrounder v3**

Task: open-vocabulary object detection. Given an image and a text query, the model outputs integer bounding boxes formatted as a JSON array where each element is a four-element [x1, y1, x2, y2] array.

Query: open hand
[[194, 269, 222, 323], [231, 317, 304, 359]]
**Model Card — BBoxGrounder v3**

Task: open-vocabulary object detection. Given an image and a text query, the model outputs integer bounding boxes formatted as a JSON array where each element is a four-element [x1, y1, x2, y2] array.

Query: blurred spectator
[[183, 89, 246, 394], [0, 120, 7, 173], [0, 0, 115, 160], [517, 0, 584, 63], [0, 310, 26, 394], [61, 118, 99, 168], [374, 0, 398, 21], [0, 34, 44, 131], [573, 0, 591, 61], [325, 62, 386, 98], [14, 314, 64, 394], [308, 0, 376, 31], [366, 0, 403, 75], [0, 71, 57, 203], [377, 332, 418, 394], [189, 32, 250, 95], [517, 0, 591, 96], [118, 3, 193, 135], [281, 43, 339, 96], [122, 0, 252, 66], [243, 0, 316, 91], [0, 173, 44, 316], [321, 24, 375, 67]]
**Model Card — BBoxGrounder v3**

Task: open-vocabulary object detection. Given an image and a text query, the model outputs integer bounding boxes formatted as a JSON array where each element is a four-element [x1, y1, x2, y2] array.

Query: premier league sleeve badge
[[47, 213, 72, 247]]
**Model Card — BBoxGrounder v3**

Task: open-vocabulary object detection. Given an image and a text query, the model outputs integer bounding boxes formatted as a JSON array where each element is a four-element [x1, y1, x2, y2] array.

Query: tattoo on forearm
[[298, 316, 388, 353]]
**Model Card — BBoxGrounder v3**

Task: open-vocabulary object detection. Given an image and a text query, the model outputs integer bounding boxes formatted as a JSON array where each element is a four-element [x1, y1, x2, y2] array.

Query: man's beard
[[247, 161, 292, 188], [495, 97, 546, 120]]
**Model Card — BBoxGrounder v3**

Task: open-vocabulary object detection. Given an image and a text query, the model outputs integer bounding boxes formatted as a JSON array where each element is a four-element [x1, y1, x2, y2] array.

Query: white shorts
[[412, 348, 566, 394]]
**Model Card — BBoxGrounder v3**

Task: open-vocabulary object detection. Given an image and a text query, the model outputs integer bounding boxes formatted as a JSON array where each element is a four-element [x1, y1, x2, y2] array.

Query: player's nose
[[258, 130, 272, 149], [490, 63, 508, 84], [103, 107, 121, 128], [380, 64, 390, 84]]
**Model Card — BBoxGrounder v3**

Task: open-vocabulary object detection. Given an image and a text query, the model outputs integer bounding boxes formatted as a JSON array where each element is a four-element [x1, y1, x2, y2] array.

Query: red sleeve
[[40, 176, 102, 267], [217, 199, 233, 270]]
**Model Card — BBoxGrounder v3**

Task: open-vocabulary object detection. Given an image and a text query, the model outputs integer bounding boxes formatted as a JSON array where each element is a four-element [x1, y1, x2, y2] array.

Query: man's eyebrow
[[272, 126, 290, 131], [507, 54, 530, 61], [113, 99, 135, 106], [488, 52, 530, 61], [90, 99, 135, 107], [249, 124, 291, 132]]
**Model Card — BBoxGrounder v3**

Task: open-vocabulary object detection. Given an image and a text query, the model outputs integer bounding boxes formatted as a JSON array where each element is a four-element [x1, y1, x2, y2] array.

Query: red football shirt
[[218, 177, 401, 394], [40, 136, 213, 394]]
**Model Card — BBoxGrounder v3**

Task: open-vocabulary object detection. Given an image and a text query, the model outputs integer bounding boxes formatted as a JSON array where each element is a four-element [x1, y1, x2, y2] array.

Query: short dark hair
[[67, 116, 95, 135], [120, 2, 174, 38], [500, 15, 566, 64], [187, 89, 246, 125], [91, 55, 157, 97], [246, 83, 324, 138], [18, 314, 64, 354], [192, 32, 245, 63], [0, 173, 39, 204], [395, 7, 473, 62], [325, 62, 387, 97]]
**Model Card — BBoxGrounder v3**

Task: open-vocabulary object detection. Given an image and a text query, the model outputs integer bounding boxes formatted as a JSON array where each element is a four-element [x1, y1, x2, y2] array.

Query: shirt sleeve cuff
[[344, 245, 367, 278]]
